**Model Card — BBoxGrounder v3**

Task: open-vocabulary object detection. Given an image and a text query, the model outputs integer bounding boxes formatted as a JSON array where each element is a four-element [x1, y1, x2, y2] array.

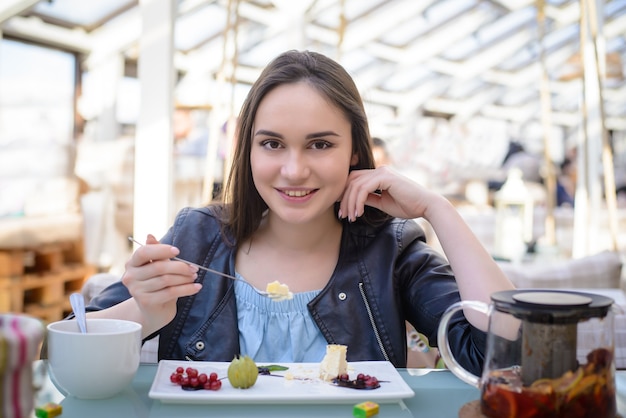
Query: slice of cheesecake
[[319, 344, 348, 381]]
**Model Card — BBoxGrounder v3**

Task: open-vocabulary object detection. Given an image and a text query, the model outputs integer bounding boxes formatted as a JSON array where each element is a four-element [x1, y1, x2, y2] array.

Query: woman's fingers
[[133, 278, 201, 306], [123, 234, 200, 302], [341, 169, 390, 220], [123, 263, 200, 310], [120, 234, 202, 328], [125, 257, 198, 287], [132, 267, 196, 290], [130, 242, 180, 268], [339, 171, 365, 220], [340, 167, 426, 220]]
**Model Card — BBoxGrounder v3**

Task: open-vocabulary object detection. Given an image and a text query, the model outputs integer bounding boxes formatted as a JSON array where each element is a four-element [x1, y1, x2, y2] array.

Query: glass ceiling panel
[[476, 7, 535, 45], [175, 4, 226, 51], [381, 16, 428, 46], [381, 66, 432, 91], [341, 49, 375, 73], [1, 0, 620, 142], [425, 0, 476, 25], [33, 0, 135, 28]]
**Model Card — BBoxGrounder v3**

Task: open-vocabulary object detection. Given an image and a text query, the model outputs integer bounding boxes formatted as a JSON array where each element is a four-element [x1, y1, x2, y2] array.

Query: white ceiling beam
[[481, 103, 538, 123], [366, 7, 493, 66], [84, 6, 141, 68], [425, 30, 530, 78], [421, 97, 465, 115], [604, 83, 626, 101], [177, 0, 213, 16], [482, 41, 579, 87], [431, 29, 534, 79], [545, 1, 580, 25], [237, 1, 279, 26], [362, 89, 404, 108], [341, 0, 435, 51], [352, 62, 396, 91], [452, 86, 506, 122], [487, 0, 535, 12], [606, 12, 626, 37], [232, 65, 262, 85], [2, 15, 91, 52], [393, 77, 451, 116], [305, 23, 339, 46], [0, 0, 40, 24], [606, 117, 626, 131], [550, 111, 582, 127]]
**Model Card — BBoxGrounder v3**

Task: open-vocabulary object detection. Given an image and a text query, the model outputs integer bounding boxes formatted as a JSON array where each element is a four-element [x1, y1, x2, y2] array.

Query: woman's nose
[[280, 151, 310, 179]]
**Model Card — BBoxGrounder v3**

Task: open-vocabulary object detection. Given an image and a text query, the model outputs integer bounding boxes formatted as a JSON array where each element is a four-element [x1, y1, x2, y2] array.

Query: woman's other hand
[[339, 166, 441, 221]]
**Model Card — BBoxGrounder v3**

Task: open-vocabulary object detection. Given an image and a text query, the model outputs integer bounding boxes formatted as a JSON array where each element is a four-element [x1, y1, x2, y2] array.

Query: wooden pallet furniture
[[0, 240, 95, 323]]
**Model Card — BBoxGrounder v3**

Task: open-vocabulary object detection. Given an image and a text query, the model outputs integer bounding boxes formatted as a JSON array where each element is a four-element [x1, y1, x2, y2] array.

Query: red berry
[[172, 364, 223, 391]]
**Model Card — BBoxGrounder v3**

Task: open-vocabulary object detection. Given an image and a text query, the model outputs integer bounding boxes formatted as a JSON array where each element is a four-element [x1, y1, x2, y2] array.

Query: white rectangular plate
[[149, 360, 415, 404]]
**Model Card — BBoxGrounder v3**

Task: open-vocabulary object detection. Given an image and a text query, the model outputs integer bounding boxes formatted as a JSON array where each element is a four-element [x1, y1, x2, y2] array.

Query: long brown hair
[[220, 50, 389, 244]]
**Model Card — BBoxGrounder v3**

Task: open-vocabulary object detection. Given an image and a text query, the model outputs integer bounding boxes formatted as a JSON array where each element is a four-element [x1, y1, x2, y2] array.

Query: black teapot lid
[[491, 289, 613, 324]]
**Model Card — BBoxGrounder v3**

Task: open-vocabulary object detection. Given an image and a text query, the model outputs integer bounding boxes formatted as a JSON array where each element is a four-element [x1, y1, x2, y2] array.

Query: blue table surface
[[34, 361, 626, 418]]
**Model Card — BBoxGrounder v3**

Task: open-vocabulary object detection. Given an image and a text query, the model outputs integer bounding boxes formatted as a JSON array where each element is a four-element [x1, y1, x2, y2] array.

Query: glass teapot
[[438, 289, 616, 418]]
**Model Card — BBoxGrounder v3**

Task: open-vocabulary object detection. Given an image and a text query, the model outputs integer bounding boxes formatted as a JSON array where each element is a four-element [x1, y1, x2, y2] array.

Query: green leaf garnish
[[258, 364, 289, 372]]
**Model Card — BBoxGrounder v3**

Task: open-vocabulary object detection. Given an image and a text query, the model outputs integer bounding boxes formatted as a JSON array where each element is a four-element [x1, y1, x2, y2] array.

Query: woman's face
[[250, 81, 357, 225]]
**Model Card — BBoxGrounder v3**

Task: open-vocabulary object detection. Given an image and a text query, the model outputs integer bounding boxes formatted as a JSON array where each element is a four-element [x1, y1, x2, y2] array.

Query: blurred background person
[[557, 152, 577, 207], [172, 108, 211, 216], [372, 136, 392, 167]]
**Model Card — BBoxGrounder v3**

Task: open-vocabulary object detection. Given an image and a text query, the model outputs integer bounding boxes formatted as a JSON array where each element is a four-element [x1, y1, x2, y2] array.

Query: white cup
[[46, 318, 142, 399]]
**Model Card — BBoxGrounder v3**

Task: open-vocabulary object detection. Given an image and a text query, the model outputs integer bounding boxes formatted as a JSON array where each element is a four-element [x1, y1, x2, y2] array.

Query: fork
[[127, 237, 287, 299]]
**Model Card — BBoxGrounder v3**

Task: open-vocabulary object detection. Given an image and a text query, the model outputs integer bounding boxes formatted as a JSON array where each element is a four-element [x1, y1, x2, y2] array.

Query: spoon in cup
[[70, 292, 88, 333]]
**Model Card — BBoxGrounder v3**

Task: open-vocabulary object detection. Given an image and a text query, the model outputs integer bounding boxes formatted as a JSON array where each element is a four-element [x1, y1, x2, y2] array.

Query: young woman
[[86, 50, 514, 375]]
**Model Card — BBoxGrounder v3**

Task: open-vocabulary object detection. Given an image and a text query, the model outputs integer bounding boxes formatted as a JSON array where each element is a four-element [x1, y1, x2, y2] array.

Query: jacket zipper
[[358, 282, 390, 362]]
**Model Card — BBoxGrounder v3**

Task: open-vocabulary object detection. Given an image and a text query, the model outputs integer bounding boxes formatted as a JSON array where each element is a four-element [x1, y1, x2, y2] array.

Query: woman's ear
[[350, 153, 359, 166]]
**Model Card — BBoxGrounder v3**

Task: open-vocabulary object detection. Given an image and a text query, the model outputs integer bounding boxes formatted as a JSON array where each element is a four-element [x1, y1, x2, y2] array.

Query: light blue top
[[234, 275, 327, 363]]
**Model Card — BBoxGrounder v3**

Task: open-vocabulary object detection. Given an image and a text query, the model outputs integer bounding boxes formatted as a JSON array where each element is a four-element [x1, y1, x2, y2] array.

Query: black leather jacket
[[87, 206, 486, 375]]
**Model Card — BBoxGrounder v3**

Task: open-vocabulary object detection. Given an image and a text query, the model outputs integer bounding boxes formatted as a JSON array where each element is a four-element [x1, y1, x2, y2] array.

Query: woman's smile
[[277, 188, 318, 199]]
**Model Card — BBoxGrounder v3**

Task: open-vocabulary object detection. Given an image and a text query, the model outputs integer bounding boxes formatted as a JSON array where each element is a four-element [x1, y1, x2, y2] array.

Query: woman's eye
[[261, 139, 282, 149], [310, 140, 332, 150]]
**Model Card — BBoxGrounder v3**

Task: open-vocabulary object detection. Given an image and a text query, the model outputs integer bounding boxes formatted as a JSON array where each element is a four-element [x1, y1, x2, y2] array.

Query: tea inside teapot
[[482, 347, 614, 418], [438, 289, 616, 418], [485, 290, 615, 418]]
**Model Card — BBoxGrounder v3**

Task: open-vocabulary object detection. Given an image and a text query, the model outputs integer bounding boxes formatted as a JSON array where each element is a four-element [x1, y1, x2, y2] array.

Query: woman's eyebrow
[[253, 130, 340, 139], [254, 129, 282, 138], [306, 131, 339, 139]]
